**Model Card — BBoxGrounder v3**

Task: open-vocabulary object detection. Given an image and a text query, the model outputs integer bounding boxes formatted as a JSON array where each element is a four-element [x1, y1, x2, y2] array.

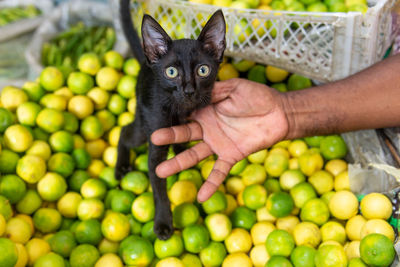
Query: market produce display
[[186, 0, 368, 13], [41, 23, 116, 72], [0, 51, 396, 267], [0, 5, 41, 27]]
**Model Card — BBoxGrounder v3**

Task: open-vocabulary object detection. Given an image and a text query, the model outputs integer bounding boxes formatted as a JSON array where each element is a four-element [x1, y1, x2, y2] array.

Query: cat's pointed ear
[[141, 14, 172, 63], [197, 10, 226, 62]]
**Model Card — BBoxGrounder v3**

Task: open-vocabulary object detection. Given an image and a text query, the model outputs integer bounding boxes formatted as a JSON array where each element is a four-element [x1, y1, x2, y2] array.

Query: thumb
[[211, 79, 239, 103]]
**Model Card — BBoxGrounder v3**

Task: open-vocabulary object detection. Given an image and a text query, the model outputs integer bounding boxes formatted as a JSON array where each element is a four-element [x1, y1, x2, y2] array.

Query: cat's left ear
[[197, 10, 226, 62], [141, 14, 172, 63]]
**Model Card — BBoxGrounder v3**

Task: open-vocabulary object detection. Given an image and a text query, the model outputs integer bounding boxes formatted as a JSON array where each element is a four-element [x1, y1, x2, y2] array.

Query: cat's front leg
[[148, 142, 174, 240], [115, 120, 146, 179]]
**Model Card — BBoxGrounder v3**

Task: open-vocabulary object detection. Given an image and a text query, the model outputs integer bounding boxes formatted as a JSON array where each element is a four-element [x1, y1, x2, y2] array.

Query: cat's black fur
[[117, 0, 226, 240]]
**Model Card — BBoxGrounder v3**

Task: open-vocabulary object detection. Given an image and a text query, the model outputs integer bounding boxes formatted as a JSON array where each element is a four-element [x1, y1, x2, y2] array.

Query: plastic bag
[[0, 0, 53, 42], [25, 0, 129, 80]]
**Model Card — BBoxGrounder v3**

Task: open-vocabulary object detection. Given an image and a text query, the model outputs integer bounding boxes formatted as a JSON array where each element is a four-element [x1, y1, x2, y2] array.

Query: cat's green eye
[[165, 66, 178, 78], [197, 65, 210, 77]]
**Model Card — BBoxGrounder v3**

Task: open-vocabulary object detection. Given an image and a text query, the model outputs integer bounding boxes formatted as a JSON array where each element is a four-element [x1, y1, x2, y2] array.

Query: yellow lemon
[[293, 222, 321, 248], [266, 65, 289, 83], [4, 125, 33, 153], [360, 219, 395, 242], [250, 221, 276, 245], [250, 244, 270, 267], [256, 206, 277, 223], [222, 252, 252, 267], [25, 238, 51, 266], [276, 215, 300, 234], [224, 228, 252, 253], [14, 243, 28, 267], [217, 63, 239, 81], [345, 215, 367, 241], [169, 180, 197, 206], [329, 190, 358, 220], [68, 95, 94, 119], [325, 159, 347, 176], [360, 192, 393, 220], [1, 86, 28, 111], [344, 241, 360, 260], [334, 171, 350, 191]]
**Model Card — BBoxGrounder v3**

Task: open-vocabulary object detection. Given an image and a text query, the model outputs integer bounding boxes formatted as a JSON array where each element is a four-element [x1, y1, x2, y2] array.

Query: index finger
[[150, 122, 203, 146]]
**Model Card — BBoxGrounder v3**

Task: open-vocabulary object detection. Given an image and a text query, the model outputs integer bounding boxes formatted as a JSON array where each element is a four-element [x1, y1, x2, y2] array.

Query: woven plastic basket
[[124, 0, 400, 82]]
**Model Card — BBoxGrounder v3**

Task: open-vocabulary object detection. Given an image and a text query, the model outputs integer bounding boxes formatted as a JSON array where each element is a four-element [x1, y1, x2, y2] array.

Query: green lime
[[230, 206, 257, 230], [74, 219, 102, 245], [307, 2, 328, 11], [287, 74, 312, 91], [71, 148, 91, 169], [127, 214, 142, 235], [360, 233, 395, 267], [141, 220, 156, 242], [4, 124, 33, 152], [266, 256, 293, 267], [49, 130, 74, 152], [22, 81, 45, 102], [57, 192, 82, 219], [300, 198, 330, 226], [62, 112, 79, 133], [1, 86, 28, 111], [96, 67, 120, 91], [117, 75, 136, 99], [36, 108, 65, 133], [240, 163, 267, 185], [49, 230, 77, 258], [69, 170, 90, 192], [290, 182, 317, 208], [80, 116, 104, 141], [34, 252, 65, 267], [320, 135, 347, 160], [119, 236, 154, 266], [16, 189, 42, 215], [0, 108, 14, 133], [173, 203, 199, 229], [280, 169, 306, 191], [98, 239, 120, 255], [320, 221, 346, 244], [96, 109, 116, 132], [314, 244, 347, 267], [271, 83, 288, 92], [40, 67, 64, 91], [154, 233, 184, 258], [111, 190, 135, 214], [267, 192, 294, 218], [69, 244, 100, 267], [178, 169, 202, 190], [77, 198, 104, 220], [290, 245, 316, 267], [67, 72, 94, 95], [131, 192, 155, 223], [199, 241, 226, 267], [348, 258, 368, 267], [99, 167, 119, 189], [0, 195, 12, 220], [247, 65, 266, 84], [39, 93, 67, 111], [202, 191, 227, 214], [104, 189, 120, 209], [80, 178, 107, 199], [181, 253, 202, 267], [264, 153, 289, 177], [0, 238, 18, 267], [329, 2, 347, 11], [242, 184, 267, 210], [266, 229, 295, 257], [16, 102, 41, 126], [108, 94, 127, 115], [204, 213, 232, 241], [123, 58, 141, 76], [48, 152, 75, 177], [32, 127, 49, 141], [104, 51, 124, 70], [37, 172, 67, 201], [121, 171, 149, 194], [182, 224, 210, 254], [101, 212, 130, 242], [78, 53, 101, 75], [247, 149, 268, 164], [0, 174, 26, 204], [33, 208, 62, 233], [264, 178, 282, 194], [304, 136, 324, 147], [16, 154, 46, 184]]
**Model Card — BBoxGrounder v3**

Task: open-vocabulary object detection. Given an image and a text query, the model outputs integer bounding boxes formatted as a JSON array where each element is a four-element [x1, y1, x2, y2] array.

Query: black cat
[[117, 0, 226, 240]]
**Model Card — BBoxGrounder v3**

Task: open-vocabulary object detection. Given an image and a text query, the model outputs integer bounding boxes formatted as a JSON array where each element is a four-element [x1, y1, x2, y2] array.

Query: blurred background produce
[[0, 5, 41, 26]]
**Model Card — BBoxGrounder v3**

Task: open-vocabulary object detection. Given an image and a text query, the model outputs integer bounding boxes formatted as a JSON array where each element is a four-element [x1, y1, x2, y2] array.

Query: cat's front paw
[[154, 221, 174, 240], [115, 165, 133, 180]]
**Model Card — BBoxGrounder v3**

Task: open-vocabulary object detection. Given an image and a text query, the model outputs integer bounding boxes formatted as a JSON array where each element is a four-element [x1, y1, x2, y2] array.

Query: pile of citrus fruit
[[0, 51, 397, 267]]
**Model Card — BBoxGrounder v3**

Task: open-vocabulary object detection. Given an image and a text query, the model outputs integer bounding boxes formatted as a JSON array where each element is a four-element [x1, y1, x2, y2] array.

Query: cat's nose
[[183, 86, 195, 97]]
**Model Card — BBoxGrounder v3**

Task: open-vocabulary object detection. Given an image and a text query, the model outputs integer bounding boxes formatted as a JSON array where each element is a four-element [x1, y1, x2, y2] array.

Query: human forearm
[[283, 54, 400, 139]]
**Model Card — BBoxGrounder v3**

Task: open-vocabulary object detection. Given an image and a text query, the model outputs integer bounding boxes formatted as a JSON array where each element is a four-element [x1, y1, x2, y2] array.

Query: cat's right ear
[[141, 15, 172, 63]]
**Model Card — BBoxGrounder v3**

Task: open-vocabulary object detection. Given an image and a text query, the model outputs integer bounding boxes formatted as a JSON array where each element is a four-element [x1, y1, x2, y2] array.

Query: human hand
[[151, 78, 289, 202]]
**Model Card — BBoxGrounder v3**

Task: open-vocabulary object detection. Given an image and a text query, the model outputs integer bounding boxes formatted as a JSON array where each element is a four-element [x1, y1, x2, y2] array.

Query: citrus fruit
[[264, 178, 282, 194], [117, 75, 136, 99], [266, 192, 294, 218], [320, 221, 346, 244], [154, 233, 184, 258], [38, 172, 67, 201], [217, 63, 239, 80], [98, 238, 120, 254], [96, 67, 120, 90], [103, 146, 118, 167], [230, 206, 257, 230], [204, 213, 232, 241], [54, 87, 73, 100], [300, 198, 329, 226], [276, 215, 300, 234], [22, 81, 45, 102], [344, 240, 361, 260], [97, 166, 118, 189], [224, 228, 252, 253], [87, 87, 110, 110], [119, 236, 154, 266], [314, 244, 347, 267], [95, 253, 124, 267], [4, 124, 33, 152], [288, 139, 307, 157], [74, 219, 102, 245], [222, 252, 252, 267], [360, 233, 395, 267], [36, 108, 65, 133], [271, 82, 288, 92], [173, 203, 200, 229], [329, 190, 358, 220], [49, 130, 74, 152], [264, 153, 289, 177], [140, 220, 156, 242], [25, 238, 51, 266], [325, 159, 347, 176], [34, 252, 65, 267], [156, 257, 185, 267], [107, 94, 127, 115], [0, 174, 26, 204], [250, 243, 270, 266], [0, 238, 18, 267], [169, 180, 197, 206], [0, 108, 14, 132], [287, 74, 312, 91], [16, 154, 46, 183], [266, 256, 293, 267], [4, 217, 32, 244], [33, 208, 62, 233], [182, 224, 210, 253], [180, 253, 202, 267], [265, 65, 289, 82], [308, 170, 334, 195], [111, 190, 135, 214], [71, 148, 91, 170], [242, 184, 267, 210], [80, 116, 104, 141], [101, 211, 131, 242], [70, 244, 100, 267], [0, 214, 5, 236], [123, 58, 141, 76], [0, 194, 13, 220], [131, 192, 155, 223], [177, 169, 202, 190], [104, 51, 124, 69], [68, 170, 90, 192], [40, 66, 64, 91], [77, 198, 104, 220], [266, 229, 295, 257], [48, 152, 75, 177], [248, 149, 268, 164], [1, 86, 28, 111], [247, 65, 266, 84], [14, 243, 28, 267], [347, 258, 368, 267], [256, 206, 277, 223], [81, 178, 107, 199], [250, 221, 275, 245], [26, 140, 52, 160], [334, 171, 350, 191], [298, 148, 324, 176], [320, 135, 347, 160], [85, 139, 108, 159], [346, 215, 367, 241], [78, 53, 101, 75], [293, 221, 321, 248], [16, 189, 42, 215], [201, 190, 227, 214], [290, 182, 317, 208], [304, 136, 324, 147], [96, 109, 116, 132], [280, 169, 306, 191], [40, 94, 67, 111], [48, 230, 77, 257], [16, 102, 41, 126], [68, 95, 94, 119], [199, 241, 226, 266], [360, 219, 395, 242], [290, 245, 316, 267], [240, 163, 267, 185], [360, 192, 392, 220], [226, 177, 245, 195], [224, 193, 238, 215]]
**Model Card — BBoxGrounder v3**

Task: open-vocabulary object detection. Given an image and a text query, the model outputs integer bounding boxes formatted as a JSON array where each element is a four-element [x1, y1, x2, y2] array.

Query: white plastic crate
[[126, 0, 399, 82]]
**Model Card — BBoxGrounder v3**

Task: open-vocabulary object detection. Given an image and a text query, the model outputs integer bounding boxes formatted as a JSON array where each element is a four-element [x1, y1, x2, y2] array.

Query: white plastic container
[[127, 0, 399, 82]]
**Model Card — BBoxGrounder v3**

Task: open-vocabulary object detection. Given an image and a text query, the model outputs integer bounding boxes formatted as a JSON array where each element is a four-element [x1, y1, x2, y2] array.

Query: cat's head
[[141, 10, 226, 111]]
